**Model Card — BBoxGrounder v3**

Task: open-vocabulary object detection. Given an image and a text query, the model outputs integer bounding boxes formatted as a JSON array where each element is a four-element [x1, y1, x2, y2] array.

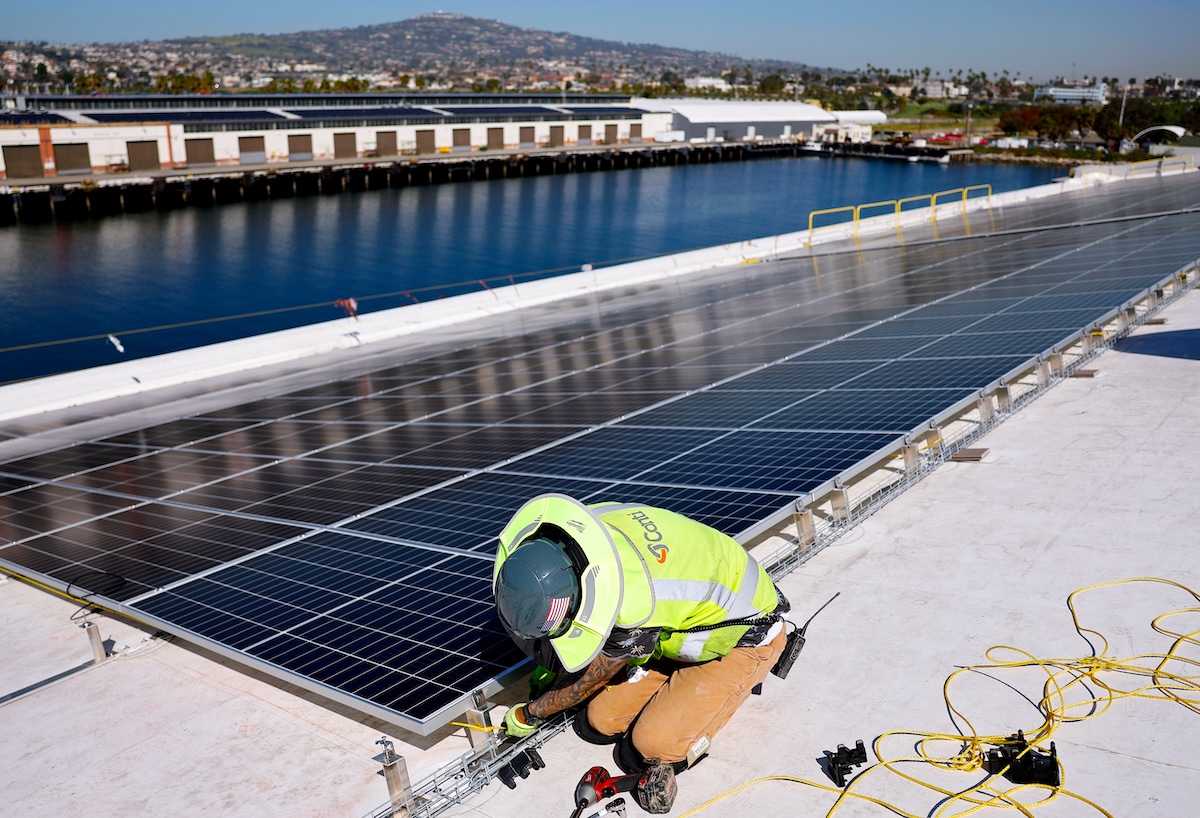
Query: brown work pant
[[585, 629, 787, 763]]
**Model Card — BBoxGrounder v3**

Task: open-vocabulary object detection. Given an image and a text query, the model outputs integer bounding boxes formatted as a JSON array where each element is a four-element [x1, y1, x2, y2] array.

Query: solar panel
[[3, 174, 1200, 734]]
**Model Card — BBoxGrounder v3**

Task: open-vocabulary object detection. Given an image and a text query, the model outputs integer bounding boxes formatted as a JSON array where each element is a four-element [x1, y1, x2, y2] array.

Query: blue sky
[[5, 1, 1194, 82]]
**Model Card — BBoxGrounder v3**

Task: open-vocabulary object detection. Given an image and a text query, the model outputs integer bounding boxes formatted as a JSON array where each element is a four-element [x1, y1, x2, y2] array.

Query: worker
[[493, 493, 789, 776]]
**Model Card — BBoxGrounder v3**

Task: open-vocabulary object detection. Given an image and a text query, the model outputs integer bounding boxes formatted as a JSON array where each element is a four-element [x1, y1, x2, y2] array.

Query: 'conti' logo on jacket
[[629, 510, 669, 563]]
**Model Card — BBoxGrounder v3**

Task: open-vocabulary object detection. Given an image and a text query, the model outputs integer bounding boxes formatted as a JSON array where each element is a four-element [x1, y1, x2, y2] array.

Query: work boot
[[614, 733, 690, 776]]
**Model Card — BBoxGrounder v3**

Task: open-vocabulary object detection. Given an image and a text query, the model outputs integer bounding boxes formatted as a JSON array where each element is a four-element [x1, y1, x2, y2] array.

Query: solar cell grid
[[590, 363, 762, 393], [628, 390, 822, 428], [723, 360, 877, 391], [585, 484, 797, 531], [0, 482, 144, 536], [507, 426, 720, 482], [316, 423, 580, 469], [200, 396, 366, 421], [847, 355, 1032, 390], [9, 510, 306, 599], [634, 430, 899, 493], [913, 330, 1068, 359], [2, 443, 157, 481], [745, 388, 974, 433], [344, 473, 623, 550], [855, 316, 981, 338], [258, 464, 454, 513], [968, 309, 1113, 332]]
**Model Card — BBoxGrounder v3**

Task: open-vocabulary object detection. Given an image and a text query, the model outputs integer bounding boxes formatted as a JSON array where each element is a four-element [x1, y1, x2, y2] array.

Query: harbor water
[[0, 157, 1060, 383]]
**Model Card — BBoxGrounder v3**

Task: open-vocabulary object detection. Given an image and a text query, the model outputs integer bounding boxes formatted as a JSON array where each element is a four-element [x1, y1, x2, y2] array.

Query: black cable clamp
[[496, 747, 546, 789], [982, 730, 1060, 787], [824, 739, 868, 787]]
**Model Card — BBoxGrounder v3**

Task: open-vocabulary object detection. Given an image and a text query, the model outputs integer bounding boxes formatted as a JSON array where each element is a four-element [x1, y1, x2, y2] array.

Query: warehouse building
[[0, 94, 884, 180], [0, 93, 671, 179]]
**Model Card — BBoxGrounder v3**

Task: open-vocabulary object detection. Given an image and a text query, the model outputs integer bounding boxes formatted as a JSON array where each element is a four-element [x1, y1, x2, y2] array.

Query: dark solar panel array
[[86, 110, 287, 123], [283, 106, 439, 120], [2, 174, 1198, 732], [433, 106, 564, 118], [557, 106, 644, 116], [0, 112, 70, 125]]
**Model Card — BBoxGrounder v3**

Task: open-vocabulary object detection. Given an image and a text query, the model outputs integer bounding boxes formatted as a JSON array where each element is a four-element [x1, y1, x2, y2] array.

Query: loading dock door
[[487, 127, 504, 150], [126, 141, 161, 171], [238, 136, 266, 165], [376, 131, 397, 156], [185, 138, 215, 167], [578, 125, 592, 146], [333, 132, 357, 159], [630, 124, 642, 143], [519, 127, 535, 148], [288, 134, 313, 161], [549, 125, 564, 148], [452, 128, 470, 152], [54, 143, 91, 174], [605, 124, 618, 145], [415, 130, 436, 154], [2, 145, 43, 178]]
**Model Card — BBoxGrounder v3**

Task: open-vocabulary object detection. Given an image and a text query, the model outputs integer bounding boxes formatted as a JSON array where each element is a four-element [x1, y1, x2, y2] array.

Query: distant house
[[684, 76, 731, 92], [915, 81, 967, 100], [1033, 83, 1109, 105]]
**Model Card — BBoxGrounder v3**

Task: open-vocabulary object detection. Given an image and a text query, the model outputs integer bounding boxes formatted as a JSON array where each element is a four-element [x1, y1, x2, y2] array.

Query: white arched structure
[[1131, 125, 1185, 142]]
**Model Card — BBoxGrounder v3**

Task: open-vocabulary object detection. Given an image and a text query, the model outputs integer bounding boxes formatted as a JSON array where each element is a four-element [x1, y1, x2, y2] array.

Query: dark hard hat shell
[[495, 537, 581, 640]]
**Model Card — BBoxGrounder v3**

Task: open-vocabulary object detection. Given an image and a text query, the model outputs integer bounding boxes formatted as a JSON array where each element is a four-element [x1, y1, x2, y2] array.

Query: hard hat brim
[[496, 493, 624, 672]]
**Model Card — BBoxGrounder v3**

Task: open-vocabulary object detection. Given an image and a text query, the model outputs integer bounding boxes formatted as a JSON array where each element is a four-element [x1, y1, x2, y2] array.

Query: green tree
[[758, 74, 785, 95]]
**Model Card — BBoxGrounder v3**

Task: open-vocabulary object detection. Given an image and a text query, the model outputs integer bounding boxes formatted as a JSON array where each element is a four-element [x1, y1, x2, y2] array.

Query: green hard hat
[[494, 537, 581, 640]]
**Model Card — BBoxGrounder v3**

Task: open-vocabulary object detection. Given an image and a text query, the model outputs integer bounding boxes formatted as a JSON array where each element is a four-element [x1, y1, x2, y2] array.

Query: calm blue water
[[0, 157, 1059, 383]]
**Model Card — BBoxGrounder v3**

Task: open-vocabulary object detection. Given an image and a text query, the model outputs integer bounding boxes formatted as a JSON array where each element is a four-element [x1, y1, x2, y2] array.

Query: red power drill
[[569, 764, 676, 818]]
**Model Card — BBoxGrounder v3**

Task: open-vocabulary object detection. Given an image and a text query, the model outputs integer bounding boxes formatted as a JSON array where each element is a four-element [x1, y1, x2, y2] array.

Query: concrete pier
[[0, 141, 802, 225]]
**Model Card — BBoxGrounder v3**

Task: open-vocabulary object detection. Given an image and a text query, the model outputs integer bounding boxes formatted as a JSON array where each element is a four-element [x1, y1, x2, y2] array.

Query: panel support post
[[923, 426, 944, 458], [902, 443, 920, 473], [465, 690, 492, 748], [829, 484, 851, 524], [1047, 353, 1064, 378], [792, 506, 816, 547], [1037, 358, 1052, 387], [377, 738, 412, 818], [976, 393, 995, 426], [996, 383, 1014, 413], [81, 620, 108, 664]]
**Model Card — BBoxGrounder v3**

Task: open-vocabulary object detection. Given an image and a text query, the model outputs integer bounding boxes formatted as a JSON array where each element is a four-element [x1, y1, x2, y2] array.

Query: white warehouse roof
[[831, 109, 889, 125], [632, 98, 835, 124]]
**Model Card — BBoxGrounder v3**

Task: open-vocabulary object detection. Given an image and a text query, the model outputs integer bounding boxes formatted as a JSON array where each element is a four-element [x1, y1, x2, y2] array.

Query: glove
[[503, 703, 541, 738], [529, 665, 557, 699]]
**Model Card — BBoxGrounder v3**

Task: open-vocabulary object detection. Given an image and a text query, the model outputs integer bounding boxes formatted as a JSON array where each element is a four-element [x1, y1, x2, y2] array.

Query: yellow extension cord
[[677, 577, 1200, 818]]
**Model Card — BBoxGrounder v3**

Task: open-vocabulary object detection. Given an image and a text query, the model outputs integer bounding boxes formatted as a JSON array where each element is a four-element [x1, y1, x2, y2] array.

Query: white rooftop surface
[[4, 276, 1198, 815], [631, 97, 835, 123]]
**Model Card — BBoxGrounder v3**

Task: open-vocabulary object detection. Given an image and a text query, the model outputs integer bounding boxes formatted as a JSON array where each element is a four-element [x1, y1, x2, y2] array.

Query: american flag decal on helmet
[[541, 597, 571, 634]]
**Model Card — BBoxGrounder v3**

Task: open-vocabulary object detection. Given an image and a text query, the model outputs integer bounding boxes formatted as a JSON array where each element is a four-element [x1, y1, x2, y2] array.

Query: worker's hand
[[503, 703, 540, 738]]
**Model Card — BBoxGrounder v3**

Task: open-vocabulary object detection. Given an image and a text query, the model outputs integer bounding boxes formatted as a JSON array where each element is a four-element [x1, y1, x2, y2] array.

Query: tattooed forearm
[[527, 653, 626, 719]]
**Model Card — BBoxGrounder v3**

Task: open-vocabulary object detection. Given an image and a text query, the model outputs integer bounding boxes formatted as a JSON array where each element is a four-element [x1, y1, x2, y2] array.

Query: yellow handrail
[[853, 200, 898, 236], [963, 183, 992, 209], [805, 185, 995, 246], [808, 204, 856, 245], [1131, 155, 1196, 177], [897, 193, 935, 223]]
